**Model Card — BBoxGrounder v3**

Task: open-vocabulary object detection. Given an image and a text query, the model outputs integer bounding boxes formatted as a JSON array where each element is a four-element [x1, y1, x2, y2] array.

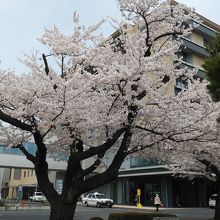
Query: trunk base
[[49, 202, 76, 220]]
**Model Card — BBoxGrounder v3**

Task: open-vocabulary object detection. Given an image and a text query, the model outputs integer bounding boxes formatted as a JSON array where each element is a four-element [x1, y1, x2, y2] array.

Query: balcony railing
[[178, 61, 206, 79], [187, 20, 218, 40], [181, 37, 210, 58]]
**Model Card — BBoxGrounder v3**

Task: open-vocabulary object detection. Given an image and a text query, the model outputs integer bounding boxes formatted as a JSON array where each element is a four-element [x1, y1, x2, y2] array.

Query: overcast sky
[[0, 0, 219, 73]]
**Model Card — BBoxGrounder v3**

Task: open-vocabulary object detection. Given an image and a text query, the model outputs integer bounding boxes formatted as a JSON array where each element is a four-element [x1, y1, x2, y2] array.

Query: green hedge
[[108, 212, 176, 220]]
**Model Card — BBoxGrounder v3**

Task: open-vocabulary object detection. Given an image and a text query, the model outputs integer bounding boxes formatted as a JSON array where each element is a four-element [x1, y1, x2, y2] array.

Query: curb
[[0, 205, 50, 211]]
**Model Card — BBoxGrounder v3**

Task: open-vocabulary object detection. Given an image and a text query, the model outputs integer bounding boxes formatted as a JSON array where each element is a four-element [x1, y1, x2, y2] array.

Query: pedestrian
[[154, 194, 161, 212]]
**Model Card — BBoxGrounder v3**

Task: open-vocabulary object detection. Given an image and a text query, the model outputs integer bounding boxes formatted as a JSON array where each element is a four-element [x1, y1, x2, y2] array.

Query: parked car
[[29, 192, 47, 202], [82, 192, 113, 208], [0, 192, 2, 205], [209, 194, 217, 208]]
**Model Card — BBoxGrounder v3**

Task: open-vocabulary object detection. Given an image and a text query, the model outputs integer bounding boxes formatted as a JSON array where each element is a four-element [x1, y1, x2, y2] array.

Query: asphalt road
[[0, 204, 215, 220]]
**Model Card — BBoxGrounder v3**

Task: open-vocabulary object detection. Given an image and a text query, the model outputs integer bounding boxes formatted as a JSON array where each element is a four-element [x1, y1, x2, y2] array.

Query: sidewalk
[[111, 204, 214, 220], [113, 204, 194, 211]]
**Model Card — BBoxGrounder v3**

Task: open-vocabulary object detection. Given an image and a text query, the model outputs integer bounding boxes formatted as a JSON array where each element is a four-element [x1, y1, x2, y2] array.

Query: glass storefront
[[130, 157, 164, 168], [113, 176, 161, 206], [111, 174, 214, 207]]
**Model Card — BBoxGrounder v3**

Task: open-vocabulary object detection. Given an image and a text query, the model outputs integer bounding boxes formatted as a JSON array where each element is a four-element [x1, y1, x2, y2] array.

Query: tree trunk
[[214, 180, 220, 220], [49, 201, 77, 220]]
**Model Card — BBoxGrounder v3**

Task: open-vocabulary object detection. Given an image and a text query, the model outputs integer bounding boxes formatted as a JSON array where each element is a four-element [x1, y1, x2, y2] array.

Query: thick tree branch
[[20, 146, 36, 164], [196, 157, 220, 177], [61, 156, 83, 199], [0, 110, 33, 132], [33, 131, 60, 204], [81, 128, 132, 193], [12, 143, 36, 164], [72, 126, 126, 161], [82, 159, 101, 177], [80, 103, 138, 193]]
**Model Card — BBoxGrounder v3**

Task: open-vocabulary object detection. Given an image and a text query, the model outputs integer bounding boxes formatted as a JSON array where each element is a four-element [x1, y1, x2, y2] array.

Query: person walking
[[154, 194, 161, 212]]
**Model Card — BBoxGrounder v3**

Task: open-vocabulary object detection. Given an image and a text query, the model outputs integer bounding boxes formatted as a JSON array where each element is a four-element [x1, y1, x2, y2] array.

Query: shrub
[[89, 217, 104, 220], [108, 212, 176, 220]]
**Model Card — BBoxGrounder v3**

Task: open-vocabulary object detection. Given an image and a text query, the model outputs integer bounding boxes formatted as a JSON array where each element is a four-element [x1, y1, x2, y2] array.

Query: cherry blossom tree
[[149, 34, 220, 220], [156, 129, 220, 220], [0, 0, 218, 219]]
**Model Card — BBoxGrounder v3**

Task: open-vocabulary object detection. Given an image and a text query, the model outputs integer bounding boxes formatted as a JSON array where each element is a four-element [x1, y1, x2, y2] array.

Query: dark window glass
[[13, 169, 21, 180]]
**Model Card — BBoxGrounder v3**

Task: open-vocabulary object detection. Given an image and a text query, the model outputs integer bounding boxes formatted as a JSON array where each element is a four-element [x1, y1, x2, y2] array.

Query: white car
[[82, 192, 113, 208], [209, 194, 217, 208], [29, 192, 47, 202]]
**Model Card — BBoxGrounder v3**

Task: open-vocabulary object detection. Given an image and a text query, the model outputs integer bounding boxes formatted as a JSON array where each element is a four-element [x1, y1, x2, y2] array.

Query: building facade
[[0, 142, 66, 200], [6, 168, 64, 200]]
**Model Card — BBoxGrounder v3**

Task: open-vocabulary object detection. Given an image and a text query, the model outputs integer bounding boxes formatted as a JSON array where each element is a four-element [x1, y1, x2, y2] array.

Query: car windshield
[[96, 194, 105, 199], [210, 195, 217, 200], [35, 192, 43, 196]]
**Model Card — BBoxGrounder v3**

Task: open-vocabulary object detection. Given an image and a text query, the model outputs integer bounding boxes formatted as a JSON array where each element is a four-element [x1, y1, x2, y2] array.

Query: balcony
[[187, 20, 218, 40], [178, 61, 206, 79], [181, 37, 210, 58]]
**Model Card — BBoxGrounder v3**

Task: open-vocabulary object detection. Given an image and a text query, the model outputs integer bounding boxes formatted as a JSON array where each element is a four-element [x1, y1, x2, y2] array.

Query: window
[[203, 39, 209, 48], [130, 157, 163, 168], [13, 169, 21, 180], [24, 171, 26, 178], [182, 52, 188, 62], [35, 192, 43, 196], [177, 52, 192, 64], [175, 77, 188, 95]]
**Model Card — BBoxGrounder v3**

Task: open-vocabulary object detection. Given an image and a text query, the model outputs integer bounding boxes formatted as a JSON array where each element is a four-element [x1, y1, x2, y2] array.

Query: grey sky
[[0, 0, 219, 73]]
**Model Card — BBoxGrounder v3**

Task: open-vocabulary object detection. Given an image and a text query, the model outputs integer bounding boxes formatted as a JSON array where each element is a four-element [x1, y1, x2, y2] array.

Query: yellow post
[[137, 189, 142, 208]]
